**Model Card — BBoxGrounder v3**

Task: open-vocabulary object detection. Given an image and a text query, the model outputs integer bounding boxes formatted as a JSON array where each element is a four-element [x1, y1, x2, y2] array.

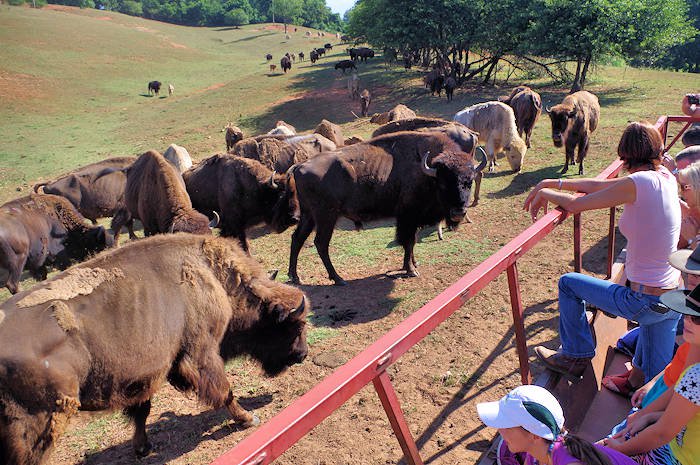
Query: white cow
[[162, 143, 193, 174], [454, 101, 527, 173]]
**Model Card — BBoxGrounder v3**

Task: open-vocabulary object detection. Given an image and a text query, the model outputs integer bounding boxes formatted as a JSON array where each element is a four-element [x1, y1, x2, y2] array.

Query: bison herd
[[0, 78, 601, 463]]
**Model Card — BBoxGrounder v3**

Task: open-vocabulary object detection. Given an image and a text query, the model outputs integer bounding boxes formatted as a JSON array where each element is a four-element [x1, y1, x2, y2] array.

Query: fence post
[[573, 213, 582, 273], [606, 207, 616, 279], [506, 263, 531, 385], [373, 371, 425, 465]]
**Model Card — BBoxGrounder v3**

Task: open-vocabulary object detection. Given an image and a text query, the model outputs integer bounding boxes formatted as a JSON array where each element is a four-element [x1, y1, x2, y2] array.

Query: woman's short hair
[[618, 121, 664, 170], [679, 161, 700, 206]]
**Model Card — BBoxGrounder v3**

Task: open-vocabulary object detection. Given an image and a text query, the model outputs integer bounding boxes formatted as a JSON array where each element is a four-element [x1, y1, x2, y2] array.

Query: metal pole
[[373, 371, 424, 465], [507, 263, 531, 385], [606, 207, 616, 279], [573, 213, 581, 273]]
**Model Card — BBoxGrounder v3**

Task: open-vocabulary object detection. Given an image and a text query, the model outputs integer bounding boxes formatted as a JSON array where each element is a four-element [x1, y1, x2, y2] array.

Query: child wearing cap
[[477, 385, 637, 465]]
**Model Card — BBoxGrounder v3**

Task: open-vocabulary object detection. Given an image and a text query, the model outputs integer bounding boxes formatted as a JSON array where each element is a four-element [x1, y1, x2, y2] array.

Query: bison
[[444, 76, 456, 102], [286, 130, 486, 285], [355, 47, 374, 62], [266, 53, 273, 61], [310, 50, 319, 64], [225, 123, 244, 150], [369, 104, 418, 125], [371, 117, 455, 138], [147, 80, 161, 96], [168, 83, 174, 96], [111, 150, 217, 241], [298, 51, 305, 61], [33, 157, 135, 238], [230, 134, 335, 172], [547, 90, 600, 175], [454, 101, 528, 173], [281, 55, 292, 73], [335, 59, 357, 73], [0, 233, 308, 465], [314, 119, 345, 147], [347, 71, 360, 100], [360, 89, 371, 117], [501, 86, 542, 149], [0, 194, 113, 294], [162, 143, 193, 174], [184, 155, 299, 251]]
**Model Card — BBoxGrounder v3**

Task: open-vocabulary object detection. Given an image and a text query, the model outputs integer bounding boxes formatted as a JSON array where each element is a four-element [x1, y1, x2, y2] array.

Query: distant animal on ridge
[[147, 80, 161, 96], [281, 56, 292, 73], [168, 83, 174, 96], [298, 51, 305, 61], [310, 50, 319, 64], [269, 64, 277, 73], [266, 53, 273, 61], [348, 72, 360, 100], [546, 90, 600, 175]]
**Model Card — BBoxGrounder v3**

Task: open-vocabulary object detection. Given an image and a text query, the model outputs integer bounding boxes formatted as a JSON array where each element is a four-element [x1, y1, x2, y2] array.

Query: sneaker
[[534, 346, 591, 378]]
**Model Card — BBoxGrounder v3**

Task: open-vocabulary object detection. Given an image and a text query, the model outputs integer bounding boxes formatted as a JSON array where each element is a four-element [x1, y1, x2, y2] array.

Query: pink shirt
[[618, 167, 681, 288]]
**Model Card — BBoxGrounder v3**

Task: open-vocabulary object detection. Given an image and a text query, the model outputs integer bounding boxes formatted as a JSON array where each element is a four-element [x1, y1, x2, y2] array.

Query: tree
[[270, 0, 302, 33], [224, 7, 249, 25]]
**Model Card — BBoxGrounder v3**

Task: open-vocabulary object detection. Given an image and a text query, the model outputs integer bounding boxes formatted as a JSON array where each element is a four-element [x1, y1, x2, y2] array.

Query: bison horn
[[291, 295, 306, 317], [475, 147, 488, 172], [545, 105, 552, 114], [269, 269, 279, 281], [421, 151, 437, 177], [269, 171, 279, 188], [209, 211, 220, 228]]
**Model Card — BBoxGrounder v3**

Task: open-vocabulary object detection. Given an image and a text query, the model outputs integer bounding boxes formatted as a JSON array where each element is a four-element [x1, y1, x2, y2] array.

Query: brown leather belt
[[629, 281, 677, 296]]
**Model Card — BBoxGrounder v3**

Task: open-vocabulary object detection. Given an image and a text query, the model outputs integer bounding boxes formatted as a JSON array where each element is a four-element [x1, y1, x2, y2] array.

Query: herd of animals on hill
[[0, 44, 601, 463]]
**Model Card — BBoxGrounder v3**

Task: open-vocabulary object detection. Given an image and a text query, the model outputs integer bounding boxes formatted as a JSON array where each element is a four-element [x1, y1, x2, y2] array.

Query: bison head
[[269, 170, 300, 233], [223, 282, 309, 376], [548, 104, 576, 147], [504, 137, 528, 172], [422, 148, 487, 226]]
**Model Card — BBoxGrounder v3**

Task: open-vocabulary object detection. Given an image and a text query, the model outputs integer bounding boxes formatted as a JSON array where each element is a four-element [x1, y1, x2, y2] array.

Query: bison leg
[[314, 216, 345, 285], [125, 400, 152, 457], [396, 220, 419, 277], [471, 171, 483, 207], [289, 215, 315, 284], [111, 208, 132, 243], [225, 391, 260, 427], [577, 135, 589, 176]]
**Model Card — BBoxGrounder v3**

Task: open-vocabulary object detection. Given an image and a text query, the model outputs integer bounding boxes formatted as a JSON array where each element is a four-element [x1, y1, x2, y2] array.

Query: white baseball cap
[[476, 385, 565, 441]]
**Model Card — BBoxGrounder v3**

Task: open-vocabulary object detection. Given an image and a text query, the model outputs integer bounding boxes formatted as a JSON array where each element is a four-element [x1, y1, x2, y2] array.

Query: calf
[[224, 123, 244, 150], [444, 76, 456, 102], [360, 89, 371, 117], [547, 90, 600, 175], [168, 83, 174, 96], [269, 64, 277, 73]]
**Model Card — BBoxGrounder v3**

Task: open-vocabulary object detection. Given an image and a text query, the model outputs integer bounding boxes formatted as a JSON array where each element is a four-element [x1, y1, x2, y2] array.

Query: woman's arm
[[604, 391, 699, 455], [524, 177, 636, 222]]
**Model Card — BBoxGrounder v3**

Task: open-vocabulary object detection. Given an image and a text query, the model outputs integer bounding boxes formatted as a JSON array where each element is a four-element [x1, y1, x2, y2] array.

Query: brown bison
[[33, 157, 136, 238], [314, 119, 345, 147], [281, 55, 292, 73], [0, 234, 308, 465], [110, 150, 217, 241], [184, 155, 299, 251], [225, 123, 244, 150], [230, 134, 335, 172], [147, 80, 161, 96], [500, 86, 542, 149], [0, 194, 113, 294], [547, 90, 600, 175], [371, 117, 454, 138], [335, 59, 356, 73], [444, 76, 456, 101], [286, 130, 486, 285], [360, 89, 371, 117]]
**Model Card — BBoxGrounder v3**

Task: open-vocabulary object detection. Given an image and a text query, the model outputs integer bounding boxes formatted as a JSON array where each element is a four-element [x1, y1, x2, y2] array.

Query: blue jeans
[[558, 272, 681, 382]]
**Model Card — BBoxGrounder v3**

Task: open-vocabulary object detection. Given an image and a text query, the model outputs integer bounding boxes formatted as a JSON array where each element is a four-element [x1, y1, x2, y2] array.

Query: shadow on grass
[[76, 394, 273, 465], [224, 31, 275, 44], [301, 273, 399, 327], [139, 94, 155, 98], [577, 225, 626, 275], [487, 165, 564, 200]]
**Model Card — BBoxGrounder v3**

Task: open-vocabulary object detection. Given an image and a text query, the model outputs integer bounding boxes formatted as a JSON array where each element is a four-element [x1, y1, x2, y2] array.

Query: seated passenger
[[524, 122, 681, 394], [477, 385, 637, 465], [678, 162, 700, 248], [601, 281, 700, 465]]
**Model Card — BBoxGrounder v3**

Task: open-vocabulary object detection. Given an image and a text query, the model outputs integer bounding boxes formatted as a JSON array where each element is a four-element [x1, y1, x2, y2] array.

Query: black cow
[[286, 130, 486, 285], [335, 59, 357, 73], [315, 47, 326, 57], [324, 43, 333, 50], [356, 47, 374, 62], [147, 81, 161, 96]]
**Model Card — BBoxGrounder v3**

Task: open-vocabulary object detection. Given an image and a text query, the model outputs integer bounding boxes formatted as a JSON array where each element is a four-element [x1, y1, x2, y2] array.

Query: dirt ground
[[44, 202, 618, 465]]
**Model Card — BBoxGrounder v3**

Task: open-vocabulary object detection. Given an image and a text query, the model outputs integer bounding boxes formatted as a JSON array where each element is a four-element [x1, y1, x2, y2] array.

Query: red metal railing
[[212, 115, 700, 465]]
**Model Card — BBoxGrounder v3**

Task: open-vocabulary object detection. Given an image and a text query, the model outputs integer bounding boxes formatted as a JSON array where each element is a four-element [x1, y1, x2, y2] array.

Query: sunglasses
[[686, 314, 700, 325]]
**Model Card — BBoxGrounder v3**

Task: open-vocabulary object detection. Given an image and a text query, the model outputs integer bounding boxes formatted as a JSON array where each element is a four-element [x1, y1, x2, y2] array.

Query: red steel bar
[[573, 213, 582, 273], [213, 116, 700, 465], [507, 263, 531, 385], [606, 207, 616, 280], [373, 371, 425, 465]]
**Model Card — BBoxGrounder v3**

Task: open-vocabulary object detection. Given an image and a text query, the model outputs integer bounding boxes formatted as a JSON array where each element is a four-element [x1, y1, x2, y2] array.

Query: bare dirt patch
[[96, 16, 112, 21], [169, 42, 188, 49], [0, 70, 47, 102], [262, 24, 286, 31]]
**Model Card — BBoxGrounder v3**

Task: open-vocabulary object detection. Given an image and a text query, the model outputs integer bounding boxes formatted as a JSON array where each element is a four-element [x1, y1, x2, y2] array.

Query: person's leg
[[634, 310, 682, 382]]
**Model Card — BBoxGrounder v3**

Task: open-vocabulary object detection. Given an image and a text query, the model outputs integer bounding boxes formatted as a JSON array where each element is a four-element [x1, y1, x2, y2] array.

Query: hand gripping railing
[[212, 115, 699, 465]]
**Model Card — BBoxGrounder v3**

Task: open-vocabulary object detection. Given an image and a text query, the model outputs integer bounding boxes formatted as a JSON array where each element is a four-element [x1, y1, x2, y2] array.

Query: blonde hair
[[679, 161, 700, 206]]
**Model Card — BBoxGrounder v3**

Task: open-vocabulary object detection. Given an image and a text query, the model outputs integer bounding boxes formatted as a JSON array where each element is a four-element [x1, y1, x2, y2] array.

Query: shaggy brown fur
[[0, 234, 309, 465], [225, 124, 244, 150], [230, 134, 333, 172], [369, 104, 417, 125], [314, 119, 345, 147], [344, 135, 364, 145], [0, 194, 113, 294], [548, 90, 600, 175], [111, 150, 214, 241], [33, 157, 135, 237], [288, 130, 486, 285], [371, 117, 452, 138], [500, 86, 542, 149], [184, 155, 299, 252]]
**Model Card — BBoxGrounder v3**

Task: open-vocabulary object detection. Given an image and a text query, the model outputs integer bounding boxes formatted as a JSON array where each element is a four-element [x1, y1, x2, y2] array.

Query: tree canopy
[[347, 0, 698, 88]]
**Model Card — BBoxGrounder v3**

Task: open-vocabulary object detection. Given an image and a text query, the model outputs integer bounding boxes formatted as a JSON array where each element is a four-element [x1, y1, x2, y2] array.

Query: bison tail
[[34, 182, 48, 193]]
